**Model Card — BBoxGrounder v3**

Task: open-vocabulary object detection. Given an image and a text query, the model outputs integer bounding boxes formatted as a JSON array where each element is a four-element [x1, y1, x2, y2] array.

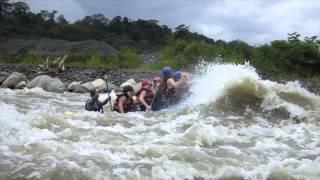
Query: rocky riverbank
[[0, 64, 160, 93], [0, 64, 159, 85]]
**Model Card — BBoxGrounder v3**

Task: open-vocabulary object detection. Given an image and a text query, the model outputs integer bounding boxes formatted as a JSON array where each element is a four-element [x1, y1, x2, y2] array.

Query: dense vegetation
[[0, 1, 319, 79], [0, 1, 171, 51]]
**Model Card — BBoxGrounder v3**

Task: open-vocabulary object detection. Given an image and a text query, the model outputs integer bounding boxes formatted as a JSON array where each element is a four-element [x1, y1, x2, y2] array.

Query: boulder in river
[[72, 79, 120, 93], [73, 82, 95, 93], [0, 71, 10, 85], [132, 82, 142, 93], [28, 75, 65, 93], [106, 82, 120, 92], [73, 86, 90, 93], [91, 79, 107, 92], [120, 79, 142, 93], [120, 79, 136, 88], [67, 81, 82, 92], [15, 81, 27, 89], [2, 72, 27, 89]]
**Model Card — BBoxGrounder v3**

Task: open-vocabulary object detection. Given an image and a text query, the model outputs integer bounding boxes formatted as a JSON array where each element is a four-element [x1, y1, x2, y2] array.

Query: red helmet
[[153, 76, 161, 81], [142, 80, 152, 86]]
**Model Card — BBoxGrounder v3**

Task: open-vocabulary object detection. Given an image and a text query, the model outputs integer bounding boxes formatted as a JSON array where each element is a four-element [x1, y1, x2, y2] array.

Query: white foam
[[187, 62, 259, 105], [1, 63, 320, 179], [185, 62, 320, 119]]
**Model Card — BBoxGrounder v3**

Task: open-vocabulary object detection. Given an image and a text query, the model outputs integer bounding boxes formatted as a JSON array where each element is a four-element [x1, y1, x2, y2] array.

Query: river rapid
[[0, 64, 320, 180]]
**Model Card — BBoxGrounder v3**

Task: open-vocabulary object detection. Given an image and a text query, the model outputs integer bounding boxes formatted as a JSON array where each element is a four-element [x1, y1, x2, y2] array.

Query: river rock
[[133, 82, 142, 93], [15, 81, 27, 89], [106, 82, 120, 91], [73, 82, 95, 93], [2, 72, 27, 89], [91, 79, 107, 92], [120, 79, 143, 93], [67, 81, 81, 92], [120, 79, 136, 88], [46, 79, 65, 93], [73, 85, 89, 93], [28, 75, 65, 93], [0, 71, 10, 85]]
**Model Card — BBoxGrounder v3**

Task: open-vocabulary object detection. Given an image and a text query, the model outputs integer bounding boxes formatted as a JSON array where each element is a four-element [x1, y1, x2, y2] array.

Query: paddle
[[150, 84, 163, 111], [104, 74, 113, 111]]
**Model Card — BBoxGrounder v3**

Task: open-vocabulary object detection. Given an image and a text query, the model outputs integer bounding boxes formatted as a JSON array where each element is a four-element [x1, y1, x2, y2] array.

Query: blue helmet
[[173, 71, 182, 81], [162, 66, 172, 76]]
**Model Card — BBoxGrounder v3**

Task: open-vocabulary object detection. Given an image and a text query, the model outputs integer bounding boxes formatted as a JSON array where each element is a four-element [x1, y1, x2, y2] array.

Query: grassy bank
[[0, 48, 145, 69]]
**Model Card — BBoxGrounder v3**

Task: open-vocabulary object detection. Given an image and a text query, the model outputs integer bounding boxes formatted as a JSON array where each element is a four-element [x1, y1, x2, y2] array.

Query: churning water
[[0, 63, 320, 180]]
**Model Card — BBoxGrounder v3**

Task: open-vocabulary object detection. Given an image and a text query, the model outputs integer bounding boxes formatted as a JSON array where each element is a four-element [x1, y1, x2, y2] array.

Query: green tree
[[56, 15, 68, 24], [174, 24, 190, 39], [288, 32, 301, 43], [304, 36, 320, 48], [252, 34, 320, 77]]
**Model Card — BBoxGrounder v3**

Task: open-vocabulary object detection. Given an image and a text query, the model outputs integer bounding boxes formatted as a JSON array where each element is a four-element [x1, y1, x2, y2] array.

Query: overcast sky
[[19, 0, 320, 45]]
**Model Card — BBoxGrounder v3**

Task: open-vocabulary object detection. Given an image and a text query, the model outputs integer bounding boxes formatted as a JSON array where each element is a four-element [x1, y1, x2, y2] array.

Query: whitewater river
[[0, 64, 320, 179]]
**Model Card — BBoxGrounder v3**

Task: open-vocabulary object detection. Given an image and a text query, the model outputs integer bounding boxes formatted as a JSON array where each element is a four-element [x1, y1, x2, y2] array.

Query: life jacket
[[85, 99, 104, 113], [113, 92, 134, 113], [136, 88, 154, 105]]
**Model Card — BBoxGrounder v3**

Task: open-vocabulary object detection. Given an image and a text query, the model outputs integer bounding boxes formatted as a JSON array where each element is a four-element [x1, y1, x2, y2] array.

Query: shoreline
[[0, 64, 159, 87]]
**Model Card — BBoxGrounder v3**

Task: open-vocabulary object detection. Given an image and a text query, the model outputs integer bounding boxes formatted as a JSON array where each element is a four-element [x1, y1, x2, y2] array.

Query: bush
[[107, 48, 142, 69], [252, 36, 320, 77], [86, 53, 101, 67]]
